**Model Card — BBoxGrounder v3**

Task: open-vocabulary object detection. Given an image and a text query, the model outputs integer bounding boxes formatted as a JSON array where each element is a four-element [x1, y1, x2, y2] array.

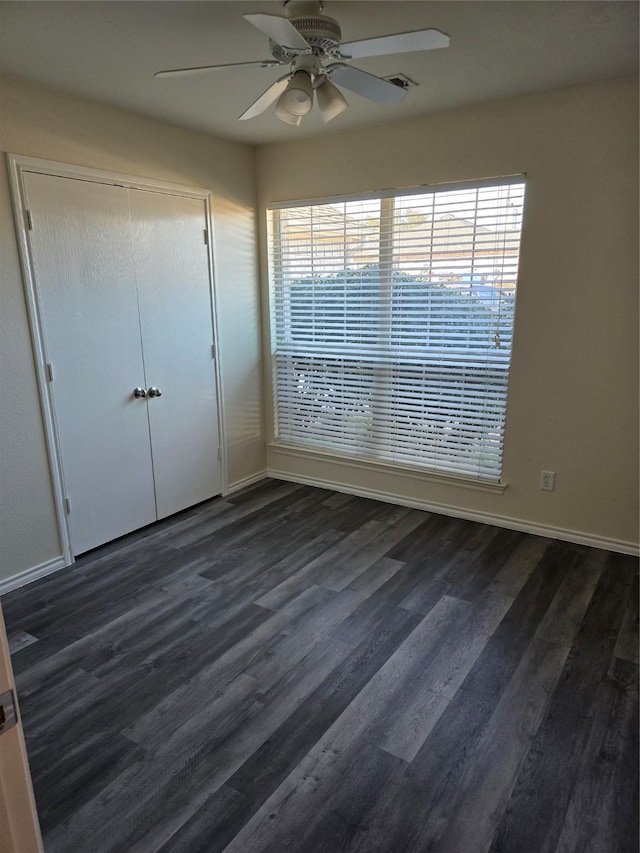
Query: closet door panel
[[128, 190, 222, 519], [23, 172, 157, 554]]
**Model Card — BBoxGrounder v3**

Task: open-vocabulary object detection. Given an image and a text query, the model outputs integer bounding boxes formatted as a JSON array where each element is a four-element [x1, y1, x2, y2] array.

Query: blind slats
[[268, 180, 525, 482]]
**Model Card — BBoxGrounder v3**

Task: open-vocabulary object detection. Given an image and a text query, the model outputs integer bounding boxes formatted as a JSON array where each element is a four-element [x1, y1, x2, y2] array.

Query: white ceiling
[[0, 1, 637, 145]]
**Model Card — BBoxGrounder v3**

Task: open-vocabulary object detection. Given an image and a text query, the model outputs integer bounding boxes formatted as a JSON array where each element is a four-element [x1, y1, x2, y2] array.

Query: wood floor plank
[[21, 603, 274, 771], [450, 526, 525, 599], [553, 656, 639, 853], [221, 602, 481, 852], [344, 643, 571, 852], [424, 637, 571, 853], [194, 491, 339, 581], [325, 494, 404, 532], [198, 606, 424, 853], [488, 533, 552, 597], [32, 730, 145, 835], [391, 517, 504, 616], [14, 583, 201, 697], [154, 785, 247, 853], [85, 597, 216, 679], [384, 511, 462, 562], [345, 556, 405, 594], [193, 527, 347, 623], [43, 674, 261, 853], [319, 510, 424, 592], [613, 567, 639, 664], [331, 539, 459, 646], [19, 665, 101, 737], [7, 629, 38, 654], [322, 491, 354, 509], [46, 633, 350, 853], [9, 628, 79, 677], [243, 589, 363, 685], [275, 741, 407, 853], [370, 590, 513, 762], [302, 596, 474, 765], [122, 586, 331, 749], [221, 731, 406, 853], [255, 520, 388, 610], [406, 538, 569, 805], [534, 546, 607, 647], [169, 482, 307, 548], [486, 550, 637, 853], [395, 540, 466, 614], [124, 637, 352, 853], [1, 480, 636, 853]]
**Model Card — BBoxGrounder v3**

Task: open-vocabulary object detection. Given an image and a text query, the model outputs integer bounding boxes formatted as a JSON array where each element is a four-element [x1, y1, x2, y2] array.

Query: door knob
[[148, 387, 162, 398], [133, 387, 147, 398]]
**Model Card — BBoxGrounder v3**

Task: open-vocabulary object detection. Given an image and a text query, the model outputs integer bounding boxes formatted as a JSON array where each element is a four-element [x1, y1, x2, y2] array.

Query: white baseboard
[[267, 467, 640, 557], [0, 555, 69, 596], [223, 470, 268, 496]]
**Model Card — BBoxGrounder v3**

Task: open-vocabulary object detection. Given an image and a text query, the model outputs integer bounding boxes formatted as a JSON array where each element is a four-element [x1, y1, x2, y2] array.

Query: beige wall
[[257, 78, 639, 550], [0, 74, 264, 584]]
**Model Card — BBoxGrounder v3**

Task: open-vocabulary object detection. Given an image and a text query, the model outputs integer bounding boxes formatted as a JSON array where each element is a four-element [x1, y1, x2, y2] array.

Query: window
[[267, 178, 525, 482]]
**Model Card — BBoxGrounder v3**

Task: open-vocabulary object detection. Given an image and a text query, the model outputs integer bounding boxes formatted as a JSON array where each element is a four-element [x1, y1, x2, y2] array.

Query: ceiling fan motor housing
[[272, 1, 342, 60]]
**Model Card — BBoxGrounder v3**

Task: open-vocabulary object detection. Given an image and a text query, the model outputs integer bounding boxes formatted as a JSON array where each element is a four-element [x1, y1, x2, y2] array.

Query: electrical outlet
[[540, 470, 555, 491]]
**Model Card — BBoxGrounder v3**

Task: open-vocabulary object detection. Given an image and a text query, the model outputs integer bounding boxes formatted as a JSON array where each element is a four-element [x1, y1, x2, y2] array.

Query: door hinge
[[203, 229, 209, 245], [64, 497, 71, 514], [211, 344, 216, 360], [46, 362, 54, 382], [217, 447, 222, 461], [0, 690, 18, 736], [24, 209, 33, 231]]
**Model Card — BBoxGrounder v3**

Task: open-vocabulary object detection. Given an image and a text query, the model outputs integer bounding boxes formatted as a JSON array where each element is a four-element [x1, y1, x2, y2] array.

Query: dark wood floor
[[2, 479, 638, 853]]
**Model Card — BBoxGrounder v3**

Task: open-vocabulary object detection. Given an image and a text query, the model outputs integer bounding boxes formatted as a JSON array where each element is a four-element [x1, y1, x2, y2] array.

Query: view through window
[[268, 178, 526, 481]]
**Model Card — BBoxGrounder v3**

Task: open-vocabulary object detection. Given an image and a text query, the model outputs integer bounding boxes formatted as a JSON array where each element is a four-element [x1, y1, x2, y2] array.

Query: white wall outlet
[[540, 470, 556, 491]]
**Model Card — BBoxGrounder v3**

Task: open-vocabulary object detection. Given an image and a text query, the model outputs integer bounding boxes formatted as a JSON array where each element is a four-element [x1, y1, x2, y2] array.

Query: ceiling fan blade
[[328, 64, 407, 104], [340, 28, 450, 59], [243, 13, 310, 51], [238, 75, 291, 121], [154, 60, 281, 78]]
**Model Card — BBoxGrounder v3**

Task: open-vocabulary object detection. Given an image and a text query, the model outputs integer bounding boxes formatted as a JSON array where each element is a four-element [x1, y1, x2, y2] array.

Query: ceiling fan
[[154, 1, 450, 126]]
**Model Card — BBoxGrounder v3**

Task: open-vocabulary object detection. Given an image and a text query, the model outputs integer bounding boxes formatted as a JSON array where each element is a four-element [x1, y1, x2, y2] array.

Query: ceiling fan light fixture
[[277, 69, 314, 116], [315, 77, 348, 122], [273, 101, 303, 125]]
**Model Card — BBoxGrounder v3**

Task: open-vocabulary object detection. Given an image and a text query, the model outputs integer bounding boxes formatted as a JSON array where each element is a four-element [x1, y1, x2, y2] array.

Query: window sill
[[267, 442, 507, 496]]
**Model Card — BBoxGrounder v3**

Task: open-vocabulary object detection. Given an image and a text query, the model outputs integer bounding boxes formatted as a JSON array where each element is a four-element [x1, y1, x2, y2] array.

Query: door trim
[[6, 153, 228, 565], [0, 605, 44, 852]]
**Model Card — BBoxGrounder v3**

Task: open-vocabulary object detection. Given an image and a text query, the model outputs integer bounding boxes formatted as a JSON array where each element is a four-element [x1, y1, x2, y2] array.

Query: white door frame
[[6, 153, 228, 566], [0, 604, 44, 852]]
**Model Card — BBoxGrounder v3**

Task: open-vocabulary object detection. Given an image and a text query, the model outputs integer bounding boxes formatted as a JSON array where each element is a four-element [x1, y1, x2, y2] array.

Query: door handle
[[133, 387, 147, 398], [148, 387, 162, 398]]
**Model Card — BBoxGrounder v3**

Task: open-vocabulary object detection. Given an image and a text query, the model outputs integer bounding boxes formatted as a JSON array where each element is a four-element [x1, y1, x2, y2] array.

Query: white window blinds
[[268, 178, 525, 482]]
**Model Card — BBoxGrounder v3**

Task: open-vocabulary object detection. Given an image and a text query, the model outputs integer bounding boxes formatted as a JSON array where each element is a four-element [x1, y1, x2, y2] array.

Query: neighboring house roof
[[278, 208, 521, 280], [279, 205, 366, 246]]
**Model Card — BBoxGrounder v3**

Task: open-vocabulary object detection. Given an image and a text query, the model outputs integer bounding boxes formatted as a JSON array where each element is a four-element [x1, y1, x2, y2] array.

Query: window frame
[[266, 175, 526, 489]]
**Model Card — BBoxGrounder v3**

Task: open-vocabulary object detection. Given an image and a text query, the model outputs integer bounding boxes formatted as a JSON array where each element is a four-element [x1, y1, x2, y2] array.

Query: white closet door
[[23, 172, 157, 554], [128, 189, 222, 519]]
